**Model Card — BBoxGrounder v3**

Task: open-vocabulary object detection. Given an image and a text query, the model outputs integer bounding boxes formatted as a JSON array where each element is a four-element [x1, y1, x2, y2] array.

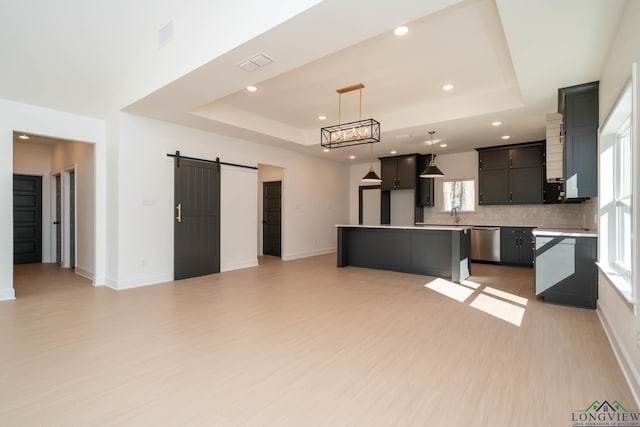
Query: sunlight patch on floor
[[469, 293, 525, 327], [483, 286, 528, 306], [425, 278, 475, 302]]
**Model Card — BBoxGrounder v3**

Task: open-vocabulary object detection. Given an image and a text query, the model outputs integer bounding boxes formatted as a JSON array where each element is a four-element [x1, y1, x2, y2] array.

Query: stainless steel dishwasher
[[471, 226, 501, 262]]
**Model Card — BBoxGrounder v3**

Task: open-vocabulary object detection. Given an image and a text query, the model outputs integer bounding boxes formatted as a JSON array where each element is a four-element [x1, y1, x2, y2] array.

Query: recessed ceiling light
[[440, 143, 447, 147], [390, 150, 397, 154], [492, 121, 502, 126], [246, 86, 257, 92], [501, 135, 510, 140], [442, 84, 454, 91], [323, 148, 330, 152], [349, 155, 356, 160], [318, 115, 326, 120], [18, 133, 30, 140], [424, 138, 441, 145], [393, 26, 409, 36]]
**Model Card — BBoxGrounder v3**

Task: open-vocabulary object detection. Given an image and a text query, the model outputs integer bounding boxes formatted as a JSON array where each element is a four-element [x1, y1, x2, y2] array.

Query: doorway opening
[[258, 164, 284, 258], [12, 131, 95, 287]]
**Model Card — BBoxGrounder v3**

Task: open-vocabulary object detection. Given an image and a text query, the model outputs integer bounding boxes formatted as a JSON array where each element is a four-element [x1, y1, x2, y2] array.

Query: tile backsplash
[[422, 199, 597, 229]]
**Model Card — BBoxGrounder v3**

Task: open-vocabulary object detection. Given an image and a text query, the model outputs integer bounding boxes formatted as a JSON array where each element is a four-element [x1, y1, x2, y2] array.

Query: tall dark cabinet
[[559, 81, 599, 199], [416, 154, 435, 207]]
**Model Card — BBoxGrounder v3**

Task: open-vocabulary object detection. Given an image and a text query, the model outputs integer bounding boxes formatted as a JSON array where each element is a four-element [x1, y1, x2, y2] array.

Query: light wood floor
[[1, 256, 634, 426]]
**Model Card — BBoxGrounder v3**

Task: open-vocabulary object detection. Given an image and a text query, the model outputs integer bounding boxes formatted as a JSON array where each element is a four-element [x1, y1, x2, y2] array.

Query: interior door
[[55, 174, 61, 264], [13, 175, 42, 264], [69, 170, 75, 268], [262, 181, 281, 257], [174, 158, 221, 280]]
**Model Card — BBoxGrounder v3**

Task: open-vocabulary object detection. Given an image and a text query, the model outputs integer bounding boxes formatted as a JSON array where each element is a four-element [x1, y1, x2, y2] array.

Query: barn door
[[174, 158, 221, 280]]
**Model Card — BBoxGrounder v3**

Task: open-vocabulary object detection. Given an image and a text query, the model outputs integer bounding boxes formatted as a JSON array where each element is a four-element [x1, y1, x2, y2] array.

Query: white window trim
[[598, 63, 639, 305]]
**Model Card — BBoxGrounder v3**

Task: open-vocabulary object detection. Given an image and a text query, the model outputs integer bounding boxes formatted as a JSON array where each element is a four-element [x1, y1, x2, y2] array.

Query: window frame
[[441, 179, 476, 213]]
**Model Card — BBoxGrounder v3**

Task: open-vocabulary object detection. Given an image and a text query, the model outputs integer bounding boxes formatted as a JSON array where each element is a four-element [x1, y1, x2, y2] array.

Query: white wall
[[106, 112, 349, 289], [596, 0, 640, 406], [0, 98, 106, 301]]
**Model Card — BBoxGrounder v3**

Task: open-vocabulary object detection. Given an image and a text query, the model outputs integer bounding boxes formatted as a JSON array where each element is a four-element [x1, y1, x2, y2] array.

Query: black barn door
[[262, 181, 281, 257], [174, 158, 221, 280], [13, 174, 42, 264]]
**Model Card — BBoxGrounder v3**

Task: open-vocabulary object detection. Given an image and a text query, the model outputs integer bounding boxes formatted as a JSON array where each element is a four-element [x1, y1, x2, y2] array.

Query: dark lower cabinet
[[534, 235, 597, 309], [500, 227, 535, 266]]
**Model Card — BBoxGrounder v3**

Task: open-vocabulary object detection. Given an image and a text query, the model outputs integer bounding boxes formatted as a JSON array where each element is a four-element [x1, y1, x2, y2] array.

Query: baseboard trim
[[75, 267, 94, 281], [597, 303, 640, 408], [221, 259, 258, 272], [282, 248, 336, 261], [0, 288, 16, 301], [99, 274, 173, 291]]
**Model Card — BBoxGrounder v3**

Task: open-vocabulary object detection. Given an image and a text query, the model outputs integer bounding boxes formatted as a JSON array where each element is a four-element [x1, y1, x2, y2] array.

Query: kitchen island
[[336, 225, 471, 282]]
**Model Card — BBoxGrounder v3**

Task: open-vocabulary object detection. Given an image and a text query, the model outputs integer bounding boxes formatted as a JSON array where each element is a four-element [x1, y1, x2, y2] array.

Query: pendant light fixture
[[361, 141, 382, 182], [420, 130, 445, 178], [321, 83, 380, 149]]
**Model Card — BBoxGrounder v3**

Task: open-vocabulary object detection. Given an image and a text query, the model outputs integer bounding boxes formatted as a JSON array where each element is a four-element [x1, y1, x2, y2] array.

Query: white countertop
[[336, 224, 472, 231], [533, 228, 597, 238]]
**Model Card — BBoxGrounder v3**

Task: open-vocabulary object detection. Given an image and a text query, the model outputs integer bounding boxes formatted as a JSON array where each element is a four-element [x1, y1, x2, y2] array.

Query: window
[[615, 119, 631, 273], [442, 180, 475, 212], [598, 76, 635, 303]]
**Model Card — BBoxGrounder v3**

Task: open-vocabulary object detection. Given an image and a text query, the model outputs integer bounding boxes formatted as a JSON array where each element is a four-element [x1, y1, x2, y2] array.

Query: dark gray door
[[262, 181, 281, 257], [174, 159, 220, 280], [13, 175, 42, 264], [55, 174, 61, 264], [69, 171, 75, 268]]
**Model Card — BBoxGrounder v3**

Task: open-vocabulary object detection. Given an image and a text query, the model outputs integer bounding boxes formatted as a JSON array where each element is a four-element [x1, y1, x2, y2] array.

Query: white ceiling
[[2, 0, 628, 163]]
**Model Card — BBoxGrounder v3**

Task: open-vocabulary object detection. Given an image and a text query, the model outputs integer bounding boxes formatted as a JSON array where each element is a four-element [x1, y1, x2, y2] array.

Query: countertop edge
[[533, 229, 597, 238], [335, 224, 472, 231]]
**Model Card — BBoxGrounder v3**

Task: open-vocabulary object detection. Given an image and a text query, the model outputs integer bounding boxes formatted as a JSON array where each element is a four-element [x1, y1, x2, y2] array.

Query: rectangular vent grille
[[238, 52, 274, 71]]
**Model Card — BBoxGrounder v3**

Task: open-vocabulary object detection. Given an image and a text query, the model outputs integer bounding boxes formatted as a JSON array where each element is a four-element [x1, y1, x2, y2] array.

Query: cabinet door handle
[[176, 203, 182, 223], [509, 192, 513, 203]]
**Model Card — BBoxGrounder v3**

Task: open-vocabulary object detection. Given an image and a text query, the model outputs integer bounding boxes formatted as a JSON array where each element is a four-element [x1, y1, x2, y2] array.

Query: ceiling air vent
[[238, 52, 274, 71]]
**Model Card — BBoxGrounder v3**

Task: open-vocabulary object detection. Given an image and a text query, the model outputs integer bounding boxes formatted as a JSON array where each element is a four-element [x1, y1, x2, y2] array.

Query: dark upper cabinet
[[509, 167, 543, 204], [559, 81, 598, 199], [380, 155, 417, 190], [416, 155, 434, 207], [477, 142, 544, 205], [479, 169, 509, 205], [510, 145, 543, 168], [500, 227, 535, 266], [479, 149, 509, 171]]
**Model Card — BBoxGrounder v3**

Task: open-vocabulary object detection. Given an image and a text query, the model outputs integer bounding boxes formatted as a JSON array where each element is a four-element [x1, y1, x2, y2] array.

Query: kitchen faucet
[[450, 207, 460, 223]]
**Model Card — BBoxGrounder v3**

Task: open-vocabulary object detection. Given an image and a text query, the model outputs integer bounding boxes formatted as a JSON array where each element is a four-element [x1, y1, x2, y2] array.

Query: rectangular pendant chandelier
[[320, 118, 381, 149], [320, 83, 380, 149]]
